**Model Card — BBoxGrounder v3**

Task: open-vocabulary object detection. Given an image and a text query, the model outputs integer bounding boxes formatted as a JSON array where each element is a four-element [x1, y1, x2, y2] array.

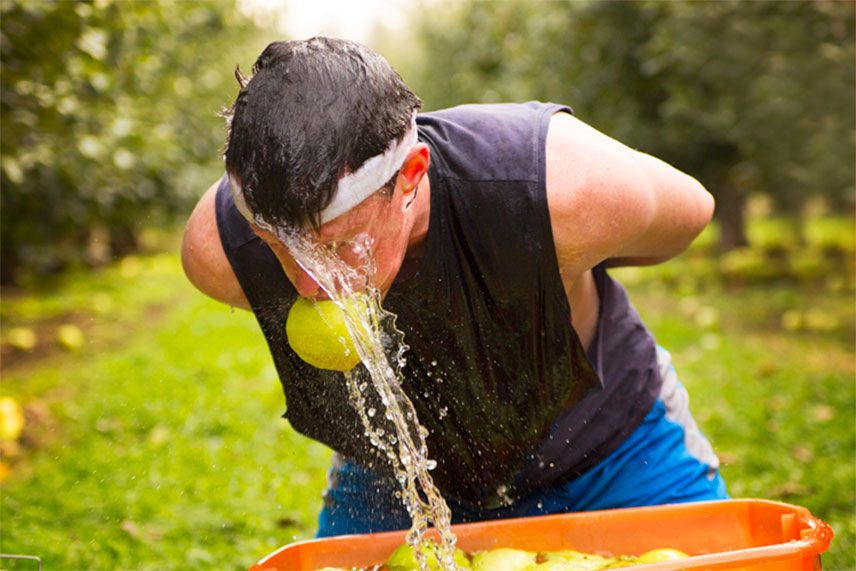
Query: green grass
[[1, 221, 854, 569], [1, 254, 333, 570]]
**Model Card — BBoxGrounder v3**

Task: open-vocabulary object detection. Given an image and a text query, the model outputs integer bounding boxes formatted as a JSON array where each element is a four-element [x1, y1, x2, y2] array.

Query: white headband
[[228, 111, 418, 228]]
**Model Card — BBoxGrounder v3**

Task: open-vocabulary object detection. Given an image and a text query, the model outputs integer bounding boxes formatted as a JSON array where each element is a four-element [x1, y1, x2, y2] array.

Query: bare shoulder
[[545, 112, 714, 283], [181, 180, 250, 310]]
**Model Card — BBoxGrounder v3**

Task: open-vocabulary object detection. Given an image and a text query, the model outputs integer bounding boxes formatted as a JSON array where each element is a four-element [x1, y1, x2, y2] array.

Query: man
[[182, 37, 726, 537]]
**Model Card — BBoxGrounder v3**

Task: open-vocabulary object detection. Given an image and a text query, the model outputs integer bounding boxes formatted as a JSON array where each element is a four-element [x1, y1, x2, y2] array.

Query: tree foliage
[[411, 0, 855, 248], [3, 0, 852, 281], [0, 0, 262, 283]]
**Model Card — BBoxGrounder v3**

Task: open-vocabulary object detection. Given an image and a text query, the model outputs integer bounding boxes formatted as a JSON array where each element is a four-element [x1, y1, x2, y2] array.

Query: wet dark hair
[[223, 37, 422, 230]]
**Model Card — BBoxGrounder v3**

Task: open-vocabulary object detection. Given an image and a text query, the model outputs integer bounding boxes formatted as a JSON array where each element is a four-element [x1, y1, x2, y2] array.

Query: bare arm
[[546, 112, 714, 290], [181, 179, 251, 310]]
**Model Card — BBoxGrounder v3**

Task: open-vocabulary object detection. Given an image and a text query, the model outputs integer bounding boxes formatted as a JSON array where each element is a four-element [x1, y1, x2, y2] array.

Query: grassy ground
[[1, 252, 333, 570], [1, 222, 853, 570]]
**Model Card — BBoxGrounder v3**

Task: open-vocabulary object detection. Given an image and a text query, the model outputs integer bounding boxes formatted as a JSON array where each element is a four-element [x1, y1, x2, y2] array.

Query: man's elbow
[[181, 212, 251, 310], [685, 176, 715, 238], [180, 220, 209, 294], [699, 181, 715, 226]]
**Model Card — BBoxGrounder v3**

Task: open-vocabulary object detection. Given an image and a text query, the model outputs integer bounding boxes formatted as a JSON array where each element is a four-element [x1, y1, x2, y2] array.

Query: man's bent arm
[[546, 112, 714, 282], [181, 180, 251, 310]]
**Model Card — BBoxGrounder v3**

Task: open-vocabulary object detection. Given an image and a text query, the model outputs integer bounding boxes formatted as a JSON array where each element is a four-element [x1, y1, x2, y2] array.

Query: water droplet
[[367, 407, 376, 417]]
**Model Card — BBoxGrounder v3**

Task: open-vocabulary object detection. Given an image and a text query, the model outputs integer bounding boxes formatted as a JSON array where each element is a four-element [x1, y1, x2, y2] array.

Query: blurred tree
[[411, 0, 855, 249], [641, 0, 854, 247], [0, 0, 263, 284]]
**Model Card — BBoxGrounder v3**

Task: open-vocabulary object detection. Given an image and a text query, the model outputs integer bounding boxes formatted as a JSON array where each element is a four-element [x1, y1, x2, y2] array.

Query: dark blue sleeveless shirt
[[215, 101, 661, 506]]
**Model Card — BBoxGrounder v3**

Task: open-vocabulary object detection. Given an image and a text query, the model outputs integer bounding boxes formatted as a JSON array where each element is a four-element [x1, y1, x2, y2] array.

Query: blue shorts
[[316, 348, 728, 537]]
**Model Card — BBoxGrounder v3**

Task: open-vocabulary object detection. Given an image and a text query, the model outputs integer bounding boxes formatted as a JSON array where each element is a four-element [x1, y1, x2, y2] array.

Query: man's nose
[[294, 268, 323, 299]]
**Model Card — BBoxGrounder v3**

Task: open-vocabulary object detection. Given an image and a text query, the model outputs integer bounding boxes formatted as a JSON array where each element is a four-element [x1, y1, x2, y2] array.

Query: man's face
[[252, 188, 413, 301]]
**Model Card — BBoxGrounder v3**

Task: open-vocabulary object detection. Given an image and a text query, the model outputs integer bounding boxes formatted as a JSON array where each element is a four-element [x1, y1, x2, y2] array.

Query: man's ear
[[398, 143, 430, 194]]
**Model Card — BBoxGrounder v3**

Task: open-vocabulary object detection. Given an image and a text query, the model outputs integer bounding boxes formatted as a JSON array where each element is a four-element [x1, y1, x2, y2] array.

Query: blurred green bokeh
[[2, 0, 853, 284], [0, 0, 269, 283], [405, 0, 854, 249]]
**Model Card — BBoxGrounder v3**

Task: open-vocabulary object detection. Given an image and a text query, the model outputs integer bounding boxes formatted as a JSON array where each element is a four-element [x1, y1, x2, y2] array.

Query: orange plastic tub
[[249, 499, 833, 570]]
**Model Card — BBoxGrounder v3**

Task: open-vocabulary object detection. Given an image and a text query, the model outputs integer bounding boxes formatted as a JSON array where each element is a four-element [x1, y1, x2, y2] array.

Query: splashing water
[[278, 228, 461, 570]]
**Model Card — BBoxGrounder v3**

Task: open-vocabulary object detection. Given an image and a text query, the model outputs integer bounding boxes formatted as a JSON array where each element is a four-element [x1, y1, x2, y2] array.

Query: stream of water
[[279, 229, 461, 570]]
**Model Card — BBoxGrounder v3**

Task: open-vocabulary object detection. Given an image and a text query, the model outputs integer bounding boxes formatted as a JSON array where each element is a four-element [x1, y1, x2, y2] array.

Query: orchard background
[[2, 1, 853, 569]]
